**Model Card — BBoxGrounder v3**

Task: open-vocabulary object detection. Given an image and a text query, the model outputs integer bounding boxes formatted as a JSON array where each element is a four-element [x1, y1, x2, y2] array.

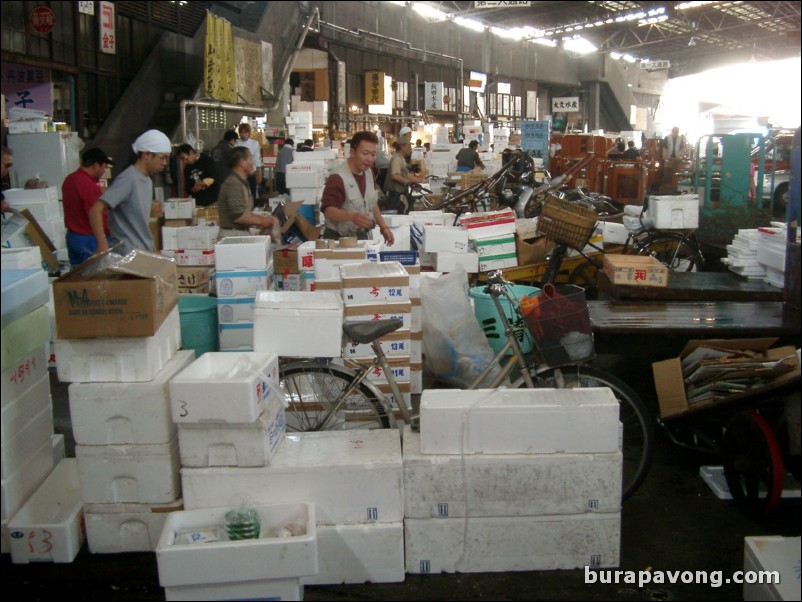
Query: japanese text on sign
[[551, 96, 579, 113], [99, 1, 116, 54], [365, 71, 384, 105], [2, 61, 52, 113], [521, 120, 550, 152], [426, 82, 443, 111], [475, 1, 532, 7]]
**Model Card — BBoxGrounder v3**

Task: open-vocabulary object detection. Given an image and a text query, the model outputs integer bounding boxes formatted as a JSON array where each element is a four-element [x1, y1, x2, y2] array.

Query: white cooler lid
[[255, 289, 344, 311]]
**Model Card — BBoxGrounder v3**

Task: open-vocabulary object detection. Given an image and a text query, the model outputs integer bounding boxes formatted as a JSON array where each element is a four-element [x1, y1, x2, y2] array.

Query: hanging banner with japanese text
[[99, 1, 116, 54], [364, 71, 385, 105], [551, 96, 579, 112], [425, 82, 443, 111], [521, 120, 550, 152], [1, 61, 52, 115], [204, 11, 237, 102]]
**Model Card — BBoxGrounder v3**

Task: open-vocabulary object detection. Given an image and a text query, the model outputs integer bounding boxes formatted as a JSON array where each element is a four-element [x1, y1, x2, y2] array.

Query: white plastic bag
[[420, 266, 503, 388]]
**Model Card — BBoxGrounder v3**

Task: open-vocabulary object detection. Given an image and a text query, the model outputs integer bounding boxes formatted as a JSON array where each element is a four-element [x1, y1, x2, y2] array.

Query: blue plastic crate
[[379, 251, 419, 266]]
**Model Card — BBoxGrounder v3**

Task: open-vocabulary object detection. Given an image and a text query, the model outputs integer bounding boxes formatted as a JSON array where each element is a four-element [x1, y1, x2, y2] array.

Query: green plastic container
[[178, 295, 219, 357], [469, 285, 539, 355]]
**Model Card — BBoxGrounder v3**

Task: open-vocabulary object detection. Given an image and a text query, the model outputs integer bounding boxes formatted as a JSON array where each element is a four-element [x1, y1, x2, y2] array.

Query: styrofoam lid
[[255, 289, 344, 310], [215, 236, 269, 246], [1, 268, 47, 291], [421, 387, 618, 410], [340, 260, 407, 279]]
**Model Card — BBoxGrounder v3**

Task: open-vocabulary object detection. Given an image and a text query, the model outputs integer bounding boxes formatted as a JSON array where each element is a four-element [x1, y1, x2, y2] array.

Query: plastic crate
[[536, 196, 598, 249], [523, 284, 594, 366], [379, 251, 418, 266]]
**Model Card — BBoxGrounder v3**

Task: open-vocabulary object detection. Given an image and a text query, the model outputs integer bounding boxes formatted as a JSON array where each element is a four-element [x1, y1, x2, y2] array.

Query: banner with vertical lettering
[[365, 71, 385, 105], [204, 12, 236, 102], [99, 1, 116, 54], [425, 82, 443, 111]]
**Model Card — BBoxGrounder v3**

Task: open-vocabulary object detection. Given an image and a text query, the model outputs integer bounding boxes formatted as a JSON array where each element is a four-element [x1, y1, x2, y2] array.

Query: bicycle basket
[[523, 283, 595, 366], [536, 195, 598, 249]]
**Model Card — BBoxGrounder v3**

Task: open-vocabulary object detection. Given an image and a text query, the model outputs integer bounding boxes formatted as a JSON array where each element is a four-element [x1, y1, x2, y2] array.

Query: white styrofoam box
[[76, 438, 180, 504], [343, 330, 411, 360], [164, 198, 195, 220], [302, 522, 404, 585], [403, 427, 621, 517], [218, 324, 253, 351], [472, 233, 516, 257], [293, 149, 338, 162], [182, 429, 403, 524], [405, 513, 620, 573], [170, 352, 278, 424], [423, 226, 470, 253], [382, 214, 413, 228], [1, 374, 50, 443], [214, 236, 270, 271], [420, 388, 619, 455], [410, 334, 422, 363], [478, 253, 519, 273], [744, 536, 801, 601], [458, 208, 517, 240], [216, 296, 255, 324], [1, 187, 60, 222], [156, 502, 317, 587], [650, 194, 699, 229], [1, 438, 54, 521], [52, 433, 65, 464], [286, 162, 325, 174], [290, 187, 324, 204], [164, 577, 302, 601], [8, 459, 84, 564], [342, 357, 411, 385], [68, 350, 195, 446], [411, 299, 422, 332], [412, 211, 447, 228], [215, 269, 269, 298], [8, 120, 48, 134], [55, 305, 181, 383], [343, 301, 412, 332], [1, 246, 43, 270], [296, 240, 316, 271], [254, 290, 344, 358], [161, 226, 180, 251], [1, 344, 48, 407], [0, 269, 49, 329], [340, 261, 409, 306], [1, 405, 53, 479], [434, 251, 479, 273], [313, 248, 368, 281], [601, 221, 629, 244], [161, 249, 216, 266], [410, 364, 423, 394], [286, 170, 326, 189], [177, 226, 218, 251], [757, 245, 786, 272], [288, 110, 312, 124], [371, 225, 411, 251], [85, 499, 184, 554], [178, 395, 285, 468]]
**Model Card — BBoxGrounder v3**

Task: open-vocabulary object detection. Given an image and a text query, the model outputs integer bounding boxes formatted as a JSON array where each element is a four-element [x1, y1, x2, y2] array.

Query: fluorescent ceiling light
[[491, 26, 523, 41], [455, 16, 485, 33], [531, 37, 557, 47], [623, 54, 637, 63], [387, 1, 407, 6], [563, 36, 597, 55], [412, 3, 447, 21], [677, 1, 714, 9], [611, 51, 623, 60]]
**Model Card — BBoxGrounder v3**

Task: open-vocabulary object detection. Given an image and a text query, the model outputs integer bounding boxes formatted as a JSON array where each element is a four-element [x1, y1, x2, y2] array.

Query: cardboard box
[[0, 210, 58, 271], [603, 254, 668, 287], [53, 249, 179, 339], [273, 245, 299, 275], [176, 266, 214, 288], [161, 249, 215, 266], [515, 235, 555, 266], [652, 338, 800, 418], [164, 199, 195, 220]]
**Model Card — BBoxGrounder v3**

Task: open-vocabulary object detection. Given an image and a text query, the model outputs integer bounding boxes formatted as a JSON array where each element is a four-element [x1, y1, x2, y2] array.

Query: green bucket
[[469, 285, 539, 355], [178, 295, 219, 357]]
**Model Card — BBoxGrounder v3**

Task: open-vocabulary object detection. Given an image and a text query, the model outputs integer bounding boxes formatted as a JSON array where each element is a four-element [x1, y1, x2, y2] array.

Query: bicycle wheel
[[517, 365, 654, 501], [280, 361, 390, 432], [634, 231, 704, 272]]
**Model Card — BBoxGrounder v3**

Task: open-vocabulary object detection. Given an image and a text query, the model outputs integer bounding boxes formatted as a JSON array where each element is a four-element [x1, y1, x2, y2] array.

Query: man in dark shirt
[[622, 141, 641, 160], [176, 143, 219, 206], [211, 130, 238, 185]]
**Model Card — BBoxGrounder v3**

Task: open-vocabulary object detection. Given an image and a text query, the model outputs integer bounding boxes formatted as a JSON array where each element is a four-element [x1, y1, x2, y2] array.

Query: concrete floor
[[4, 355, 800, 601]]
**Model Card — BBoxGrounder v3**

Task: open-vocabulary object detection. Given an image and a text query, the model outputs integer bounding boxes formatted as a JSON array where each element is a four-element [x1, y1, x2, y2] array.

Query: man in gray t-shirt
[[89, 130, 171, 256]]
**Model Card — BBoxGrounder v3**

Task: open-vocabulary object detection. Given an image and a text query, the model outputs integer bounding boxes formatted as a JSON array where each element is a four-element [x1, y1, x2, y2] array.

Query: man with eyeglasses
[[89, 130, 172, 255], [1, 146, 13, 214]]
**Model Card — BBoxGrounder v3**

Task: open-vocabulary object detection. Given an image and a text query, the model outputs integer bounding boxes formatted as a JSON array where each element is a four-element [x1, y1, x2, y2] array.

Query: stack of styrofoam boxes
[[422, 222, 476, 274], [215, 236, 273, 352], [493, 126, 510, 153], [295, 240, 317, 291], [338, 261, 413, 417], [649, 193, 699, 231], [2, 187, 67, 264], [312, 241, 368, 293], [406, 262, 423, 396], [743, 535, 801, 601], [411, 210, 448, 268], [723, 229, 765, 280], [0, 268, 55, 554], [374, 214, 413, 251], [181, 428, 405, 588], [425, 149, 456, 179], [404, 388, 622, 574], [756, 226, 788, 289], [286, 111, 313, 148], [289, 149, 338, 219], [162, 226, 219, 295], [156, 501, 318, 601], [457, 208, 518, 273], [68, 349, 194, 554]]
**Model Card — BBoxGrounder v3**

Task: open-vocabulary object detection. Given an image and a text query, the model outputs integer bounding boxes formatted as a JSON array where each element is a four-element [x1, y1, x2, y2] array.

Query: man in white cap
[[89, 129, 172, 255]]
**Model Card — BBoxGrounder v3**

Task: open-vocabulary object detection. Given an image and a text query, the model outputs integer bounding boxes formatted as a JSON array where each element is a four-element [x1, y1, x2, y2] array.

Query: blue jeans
[[67, 231, 109, 266]]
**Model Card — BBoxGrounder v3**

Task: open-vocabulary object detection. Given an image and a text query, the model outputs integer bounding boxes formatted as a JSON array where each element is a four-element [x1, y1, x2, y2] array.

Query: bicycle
[[278, 268, 654, 502]]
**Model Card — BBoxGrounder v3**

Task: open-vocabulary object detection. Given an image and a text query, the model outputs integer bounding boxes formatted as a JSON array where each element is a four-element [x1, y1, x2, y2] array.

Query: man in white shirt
[[236, 123, 263, 200]]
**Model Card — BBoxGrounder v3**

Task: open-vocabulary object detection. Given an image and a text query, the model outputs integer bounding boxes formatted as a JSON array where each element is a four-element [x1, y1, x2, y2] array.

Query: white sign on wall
[[551, 96, 579, 113], [99, 1, 116, 55], [426, 82, 444, 111], [78, 1, 94, 15], [475, 1, 532, 7]]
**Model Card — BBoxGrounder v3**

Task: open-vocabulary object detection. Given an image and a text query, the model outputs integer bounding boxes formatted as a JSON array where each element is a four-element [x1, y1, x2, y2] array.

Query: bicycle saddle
[[342, 319, 404, 344]]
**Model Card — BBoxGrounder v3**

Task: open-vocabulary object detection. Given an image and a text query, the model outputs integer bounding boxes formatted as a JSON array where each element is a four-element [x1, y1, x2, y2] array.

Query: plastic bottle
[[224, 506, 261, 540]]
